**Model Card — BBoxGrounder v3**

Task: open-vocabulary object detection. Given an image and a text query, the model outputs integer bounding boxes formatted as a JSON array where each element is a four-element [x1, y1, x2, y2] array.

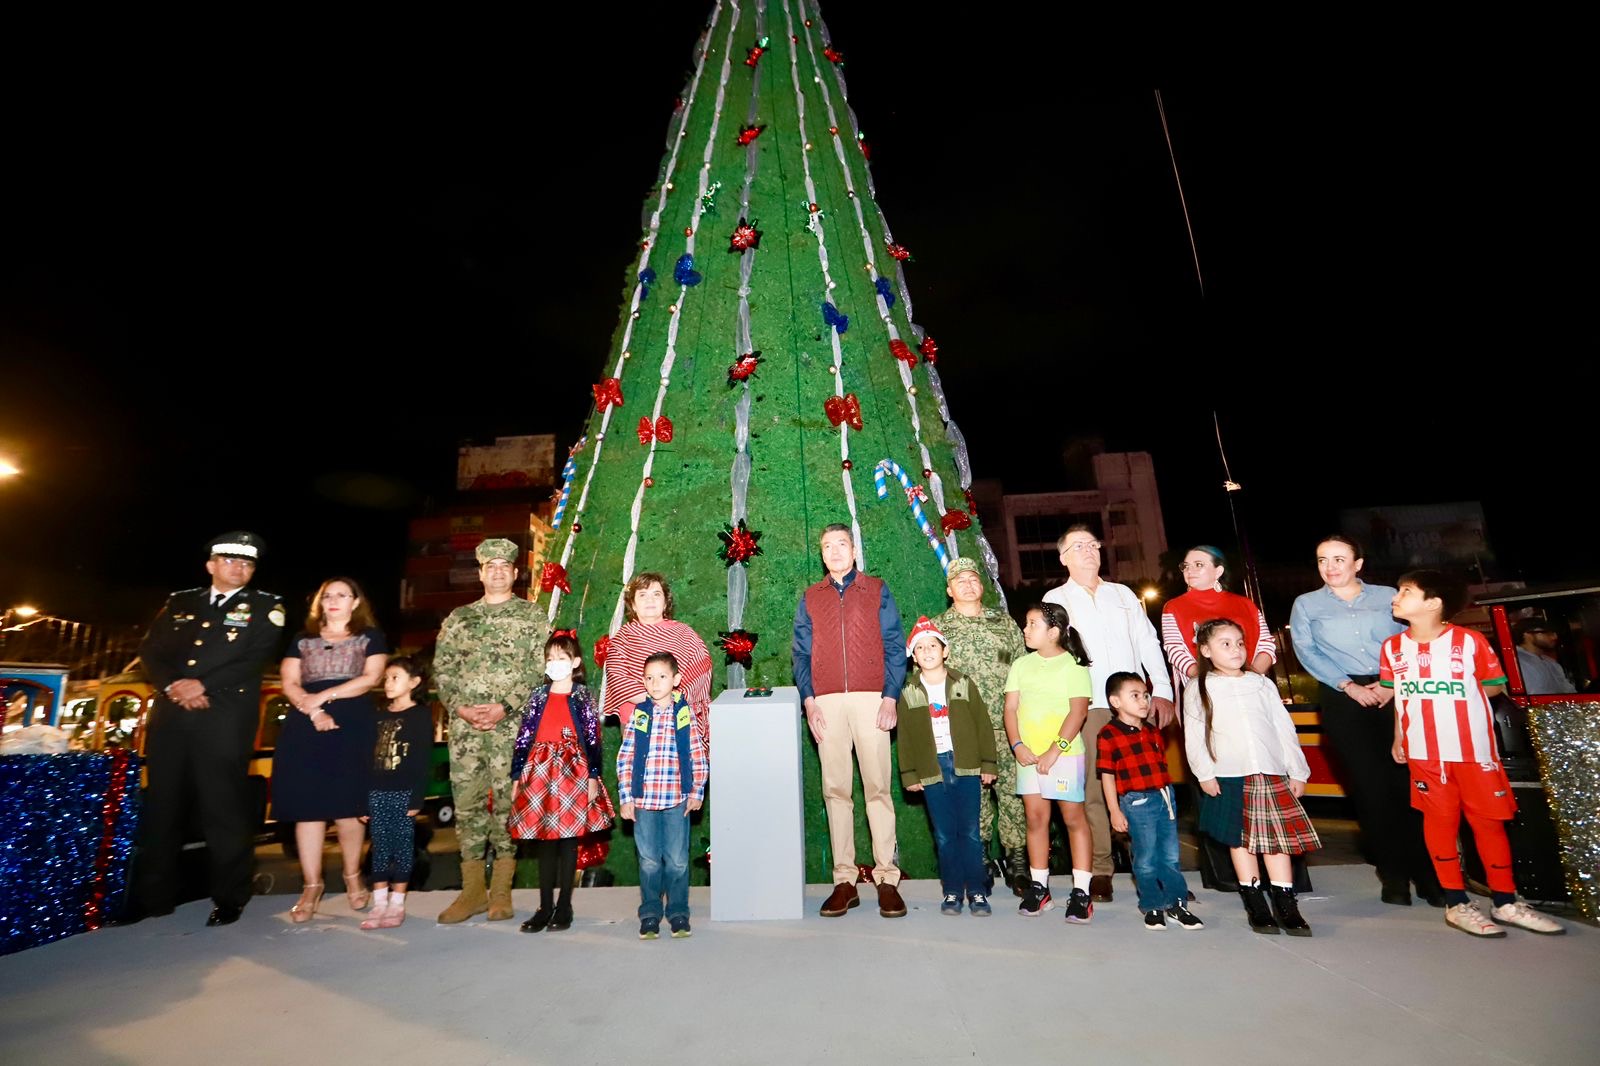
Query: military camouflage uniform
[[433, 597, 549, 860], [936, 604, 1028, 854]]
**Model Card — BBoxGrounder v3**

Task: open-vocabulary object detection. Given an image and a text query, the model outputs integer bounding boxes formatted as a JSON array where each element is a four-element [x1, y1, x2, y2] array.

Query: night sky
[[1, 4, 1586, 637]]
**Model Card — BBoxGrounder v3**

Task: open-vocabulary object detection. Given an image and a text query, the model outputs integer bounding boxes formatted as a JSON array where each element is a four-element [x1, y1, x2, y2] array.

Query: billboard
[[1339, 502, 1492, 570], [456, 435, 556, 492]]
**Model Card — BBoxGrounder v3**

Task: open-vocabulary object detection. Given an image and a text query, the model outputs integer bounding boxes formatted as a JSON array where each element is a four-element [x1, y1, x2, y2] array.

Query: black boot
[[1269, 884, 1312, 936], [1008, 851, 1029, 899], [1240, 883, 1280, 934]]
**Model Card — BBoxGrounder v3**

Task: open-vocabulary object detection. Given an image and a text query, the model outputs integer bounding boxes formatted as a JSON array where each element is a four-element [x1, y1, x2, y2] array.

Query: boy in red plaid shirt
[[618, 652, 708, 939], [1097, 672, 1202, 931]]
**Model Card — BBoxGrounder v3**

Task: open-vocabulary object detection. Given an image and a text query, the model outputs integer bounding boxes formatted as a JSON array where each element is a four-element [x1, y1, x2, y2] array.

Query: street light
[[1140, 587, 1159, 603], [0, 459, 20, 478]]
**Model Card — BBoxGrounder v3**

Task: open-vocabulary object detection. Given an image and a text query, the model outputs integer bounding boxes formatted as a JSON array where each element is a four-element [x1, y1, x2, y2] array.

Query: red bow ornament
[[540, 562, 571, 595], [593, 634, 611, 668], [889, 339, 917, 367], [824, 392, 864, 431], [637, 415, 675, 444], [918, 336, 939, 365], [941, 510, 972, 534], [592, 377, 624, 411]]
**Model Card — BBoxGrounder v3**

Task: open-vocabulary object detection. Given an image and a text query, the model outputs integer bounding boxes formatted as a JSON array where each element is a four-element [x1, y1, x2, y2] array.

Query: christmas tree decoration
[[824, 392, 863, 431], [718, 629, 759, 668], [550, 436, 586, 531], [728, 218, 762, 252], [744, 37, 768, 67], [636, 415, 675, 444], [726, 350, 762, 385], [592, 634, 611, 668], [874, 458, 950, 574], [889, 338, 917, 367], [537, 5, 1006, 885], [540, 562, 572, 595], [717, 520, 763, 567], [941, 509, 972, 534], [885, 240, 912, 261], [823, 46, 844, 64], [918, 335, 939, 364], [673, 253, 703, 286]]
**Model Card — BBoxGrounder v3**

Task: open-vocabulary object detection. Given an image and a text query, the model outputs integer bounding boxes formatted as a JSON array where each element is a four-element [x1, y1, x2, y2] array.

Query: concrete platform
[[3, 866, 1595, 1066]]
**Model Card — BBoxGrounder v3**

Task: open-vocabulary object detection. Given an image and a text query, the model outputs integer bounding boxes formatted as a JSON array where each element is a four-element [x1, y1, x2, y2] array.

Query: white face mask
[[545, 659, 573, 682]]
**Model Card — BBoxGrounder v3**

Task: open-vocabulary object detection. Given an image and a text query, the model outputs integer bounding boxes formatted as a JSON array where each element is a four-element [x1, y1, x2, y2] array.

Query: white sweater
[[1183, 672, 1310, 782]]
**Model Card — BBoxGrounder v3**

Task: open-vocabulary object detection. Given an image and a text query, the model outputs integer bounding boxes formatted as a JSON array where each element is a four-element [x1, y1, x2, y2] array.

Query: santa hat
[[905, 616, 949, 657]]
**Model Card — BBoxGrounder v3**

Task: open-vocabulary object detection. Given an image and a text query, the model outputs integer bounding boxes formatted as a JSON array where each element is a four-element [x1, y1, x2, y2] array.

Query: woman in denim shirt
[[1289, 534, 1442, 907]]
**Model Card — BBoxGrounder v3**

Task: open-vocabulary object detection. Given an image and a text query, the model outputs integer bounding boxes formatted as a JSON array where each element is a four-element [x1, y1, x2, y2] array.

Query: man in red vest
[[793, 523, 908, 918]]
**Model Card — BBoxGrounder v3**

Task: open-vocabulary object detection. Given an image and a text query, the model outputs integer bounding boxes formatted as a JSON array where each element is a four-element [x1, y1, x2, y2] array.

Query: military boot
[[438, 860, 489, 924], [487, 856, 517, 921]]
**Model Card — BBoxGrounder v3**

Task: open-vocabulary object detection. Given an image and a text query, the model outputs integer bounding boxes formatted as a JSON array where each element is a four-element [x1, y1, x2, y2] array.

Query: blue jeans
[[923, 751, 988, 898], [1120, 785, 1188, 912], [634, 801, 691, 922]]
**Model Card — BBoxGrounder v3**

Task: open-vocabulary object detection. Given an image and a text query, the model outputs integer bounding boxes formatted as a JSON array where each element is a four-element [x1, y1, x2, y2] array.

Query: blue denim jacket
[[1288, 583, 1404, 689]]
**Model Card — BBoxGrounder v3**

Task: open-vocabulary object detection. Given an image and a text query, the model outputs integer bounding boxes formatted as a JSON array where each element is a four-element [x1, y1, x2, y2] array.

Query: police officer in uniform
[[124, 531, 285, 926]]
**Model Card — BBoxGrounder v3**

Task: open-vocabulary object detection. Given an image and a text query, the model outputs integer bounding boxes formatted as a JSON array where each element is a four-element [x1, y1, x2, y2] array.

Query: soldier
[[935, 557, 1029, 894], [433, 537, 549, 924], [123, 531, 284, 926]]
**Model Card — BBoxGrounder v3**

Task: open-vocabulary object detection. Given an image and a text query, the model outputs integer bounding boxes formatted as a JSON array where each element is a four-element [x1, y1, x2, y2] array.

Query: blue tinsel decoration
[[0, 752, 141, 956], [638, 266, 657, 300], [821, 301, 849, 335], [874, 276, 896, 308], [673, 254, 702, 286]]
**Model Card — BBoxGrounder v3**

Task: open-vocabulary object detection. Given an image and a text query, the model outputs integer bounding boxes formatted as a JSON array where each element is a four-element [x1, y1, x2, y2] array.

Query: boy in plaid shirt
[[617, 652, 709, 939], [1096, 672, 1202, 931]]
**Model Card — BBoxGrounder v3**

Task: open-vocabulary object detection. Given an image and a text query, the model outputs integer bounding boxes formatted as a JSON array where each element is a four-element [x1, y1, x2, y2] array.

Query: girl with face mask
[[508, 632, 615, 932]]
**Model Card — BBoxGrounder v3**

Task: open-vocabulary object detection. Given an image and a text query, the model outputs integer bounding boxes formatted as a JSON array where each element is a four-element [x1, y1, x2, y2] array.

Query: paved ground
[[4, 865, 1595, 1066]]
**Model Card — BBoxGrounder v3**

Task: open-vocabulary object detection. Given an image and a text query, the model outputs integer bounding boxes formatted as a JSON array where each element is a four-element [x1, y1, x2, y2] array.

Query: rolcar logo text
[[1401, 679, 1467, 698]]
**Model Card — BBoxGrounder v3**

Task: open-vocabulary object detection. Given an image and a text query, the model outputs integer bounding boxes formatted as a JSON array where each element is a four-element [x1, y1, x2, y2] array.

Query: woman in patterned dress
[[274, 577, 388, 921]]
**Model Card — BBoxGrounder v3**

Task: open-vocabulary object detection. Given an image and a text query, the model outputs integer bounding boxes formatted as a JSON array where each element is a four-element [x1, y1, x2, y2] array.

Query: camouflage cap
[[946, 557, 982, 580], [475, 537, 520, 565]]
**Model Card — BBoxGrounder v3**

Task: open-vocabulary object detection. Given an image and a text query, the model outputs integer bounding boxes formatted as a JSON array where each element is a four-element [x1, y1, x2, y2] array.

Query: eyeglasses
[[1063, 541, 1101, 554]]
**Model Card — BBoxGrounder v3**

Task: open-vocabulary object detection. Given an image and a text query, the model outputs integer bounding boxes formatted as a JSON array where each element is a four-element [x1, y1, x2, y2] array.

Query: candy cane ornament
[[873, 458, 950, 574]]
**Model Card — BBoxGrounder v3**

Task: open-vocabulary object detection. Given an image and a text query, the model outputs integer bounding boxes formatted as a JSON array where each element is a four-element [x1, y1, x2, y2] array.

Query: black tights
[[536, 838, 579, 913]]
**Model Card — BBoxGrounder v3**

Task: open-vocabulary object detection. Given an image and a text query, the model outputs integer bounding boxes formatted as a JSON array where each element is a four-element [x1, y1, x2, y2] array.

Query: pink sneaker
[[378, 903, 406, 929], [359, 904, 390, 931]]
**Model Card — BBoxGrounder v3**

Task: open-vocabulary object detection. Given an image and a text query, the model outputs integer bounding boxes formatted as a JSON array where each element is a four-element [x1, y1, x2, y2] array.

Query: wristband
[[1009, 741, 1023, 751], [1056, 738, 1072, 752]]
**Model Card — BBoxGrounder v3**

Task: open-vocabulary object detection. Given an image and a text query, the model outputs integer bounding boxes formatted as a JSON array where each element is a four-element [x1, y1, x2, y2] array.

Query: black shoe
[[1239, 884, 1280, 934], [1008, 855, 1030, 898], [1416, 882, 1448, 908], [548, 905, 573, 932], [1381, 886, 1413, 906], [669, 916, 691, 938], [206, 903, 244, 927], [520, 908, 553, 933], [1018, 881, 1053, 916], [1064, 888, 1093, 925], [639, 918, 661, 940], [1269, 885, 1312, 937]]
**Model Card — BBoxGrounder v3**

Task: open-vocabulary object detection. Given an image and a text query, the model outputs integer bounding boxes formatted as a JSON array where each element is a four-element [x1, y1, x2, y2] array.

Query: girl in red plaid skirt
[[1184, 619, 1319, 936], [508, 632, 615, 933]]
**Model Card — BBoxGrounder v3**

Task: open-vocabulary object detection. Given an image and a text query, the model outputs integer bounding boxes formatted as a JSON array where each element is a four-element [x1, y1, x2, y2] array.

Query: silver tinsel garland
[[1526, 700, 1600, 923]]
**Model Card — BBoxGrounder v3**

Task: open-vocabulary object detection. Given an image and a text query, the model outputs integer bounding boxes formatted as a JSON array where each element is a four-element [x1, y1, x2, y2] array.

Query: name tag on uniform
[[224, 601, 253, 627], [631, 709, 651, 733], [676, 705, 692, 730]]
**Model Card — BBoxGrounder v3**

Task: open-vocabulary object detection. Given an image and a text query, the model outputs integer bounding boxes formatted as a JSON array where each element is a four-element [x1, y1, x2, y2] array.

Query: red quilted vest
[[805, 572, 887, 696]]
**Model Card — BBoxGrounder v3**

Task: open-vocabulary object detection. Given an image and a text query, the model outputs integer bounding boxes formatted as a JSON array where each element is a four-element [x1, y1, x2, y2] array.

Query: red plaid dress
[[509, 730, 616, 841]]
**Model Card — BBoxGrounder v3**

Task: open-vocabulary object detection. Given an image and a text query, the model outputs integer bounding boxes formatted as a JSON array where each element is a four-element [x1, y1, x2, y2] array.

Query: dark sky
[[1, 5, 1587, 633]]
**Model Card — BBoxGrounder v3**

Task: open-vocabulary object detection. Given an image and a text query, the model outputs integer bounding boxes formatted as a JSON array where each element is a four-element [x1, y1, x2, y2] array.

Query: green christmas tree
[[541, 1, 1005, 884]]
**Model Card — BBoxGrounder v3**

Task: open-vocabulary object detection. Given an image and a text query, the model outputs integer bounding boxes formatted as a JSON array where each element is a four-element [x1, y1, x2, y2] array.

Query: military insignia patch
[[269, 605, 285, 627], [631, 708, 650, 733]]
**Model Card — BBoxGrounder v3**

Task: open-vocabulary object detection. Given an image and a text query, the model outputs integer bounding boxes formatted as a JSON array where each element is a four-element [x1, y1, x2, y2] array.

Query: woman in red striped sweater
[[1160, 545, 1276, 685]]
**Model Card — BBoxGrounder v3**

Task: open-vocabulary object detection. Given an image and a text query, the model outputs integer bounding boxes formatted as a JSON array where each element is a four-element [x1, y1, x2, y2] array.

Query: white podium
[[709, 685, 806, 920]]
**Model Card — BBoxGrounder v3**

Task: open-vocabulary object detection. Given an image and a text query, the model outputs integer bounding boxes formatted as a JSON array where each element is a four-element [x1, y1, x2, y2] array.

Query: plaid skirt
[[508, 735, 615, 841], [1198, 774, 1319, 855]]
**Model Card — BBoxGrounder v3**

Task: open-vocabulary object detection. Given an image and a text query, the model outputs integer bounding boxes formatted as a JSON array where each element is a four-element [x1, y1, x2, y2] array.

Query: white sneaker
[[1445, 901, 1505, 938], [1491, 900, 1565, 935]]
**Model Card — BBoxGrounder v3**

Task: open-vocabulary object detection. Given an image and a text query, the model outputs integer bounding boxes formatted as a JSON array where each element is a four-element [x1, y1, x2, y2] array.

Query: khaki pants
[[816, 691, 900, 886], [1081, 706, 1115, 875]]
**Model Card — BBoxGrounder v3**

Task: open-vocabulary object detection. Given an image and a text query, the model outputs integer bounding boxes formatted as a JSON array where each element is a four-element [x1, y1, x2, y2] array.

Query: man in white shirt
[[1043, 525, 1174, 902]]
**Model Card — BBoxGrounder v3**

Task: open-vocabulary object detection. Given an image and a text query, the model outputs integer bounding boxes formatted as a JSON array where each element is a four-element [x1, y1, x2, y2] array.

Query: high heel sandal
[[344, 872, 372, 912], [291, 882, 324, 924]]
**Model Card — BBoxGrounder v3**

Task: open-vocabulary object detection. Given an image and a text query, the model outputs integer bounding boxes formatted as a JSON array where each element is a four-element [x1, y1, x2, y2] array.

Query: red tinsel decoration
[[593, 634, 611, 668], [889, 339, 917, 367], [718, 519, 763, 567], [718, 629, 759, 668], [965, 489, 978, 515], [744, 45, 765, 67], [728, 350, 762, 385], [823, 392, 863, 431], [941, 510, 972, 534], [823, 46, 844, 64], [728, 218, 762, 253], [918, 336, 939, 364], [592, 377, 624, 411], [885, 241, 912, 262], [84, 747, 132, 931], [736, 123, 766, 146], [540, 562, 571, 595], [637, 415, 674, 444]]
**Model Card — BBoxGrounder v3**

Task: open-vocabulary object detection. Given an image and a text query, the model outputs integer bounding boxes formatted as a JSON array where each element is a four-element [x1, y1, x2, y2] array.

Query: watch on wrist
[[1056, 738, 1072, 752]]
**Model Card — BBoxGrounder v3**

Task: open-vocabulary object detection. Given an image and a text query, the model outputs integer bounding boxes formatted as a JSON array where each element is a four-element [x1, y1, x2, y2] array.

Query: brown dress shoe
[[876, 882, 907, 918], [1089, 874, 1114, 903], [820, 882, 861, 917]]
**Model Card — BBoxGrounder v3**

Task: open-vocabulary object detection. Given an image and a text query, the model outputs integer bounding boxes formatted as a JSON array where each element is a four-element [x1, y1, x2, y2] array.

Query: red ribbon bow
[[592, 377, 624, 411], [593, 634, 611, 668], [889, 339, 917, 367], [905, 484, 928, 505], [551, 628, 577, 641], [637, 415, 675, 444], [918, 336, 939, 364], [540, 562, 571, 595], [941, 510, 972, 534], [823, 392, 864, 431]]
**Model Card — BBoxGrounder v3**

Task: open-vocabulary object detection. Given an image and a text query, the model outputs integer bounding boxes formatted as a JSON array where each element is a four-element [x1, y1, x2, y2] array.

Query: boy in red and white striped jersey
[[1381, 570, 1563, 938]]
